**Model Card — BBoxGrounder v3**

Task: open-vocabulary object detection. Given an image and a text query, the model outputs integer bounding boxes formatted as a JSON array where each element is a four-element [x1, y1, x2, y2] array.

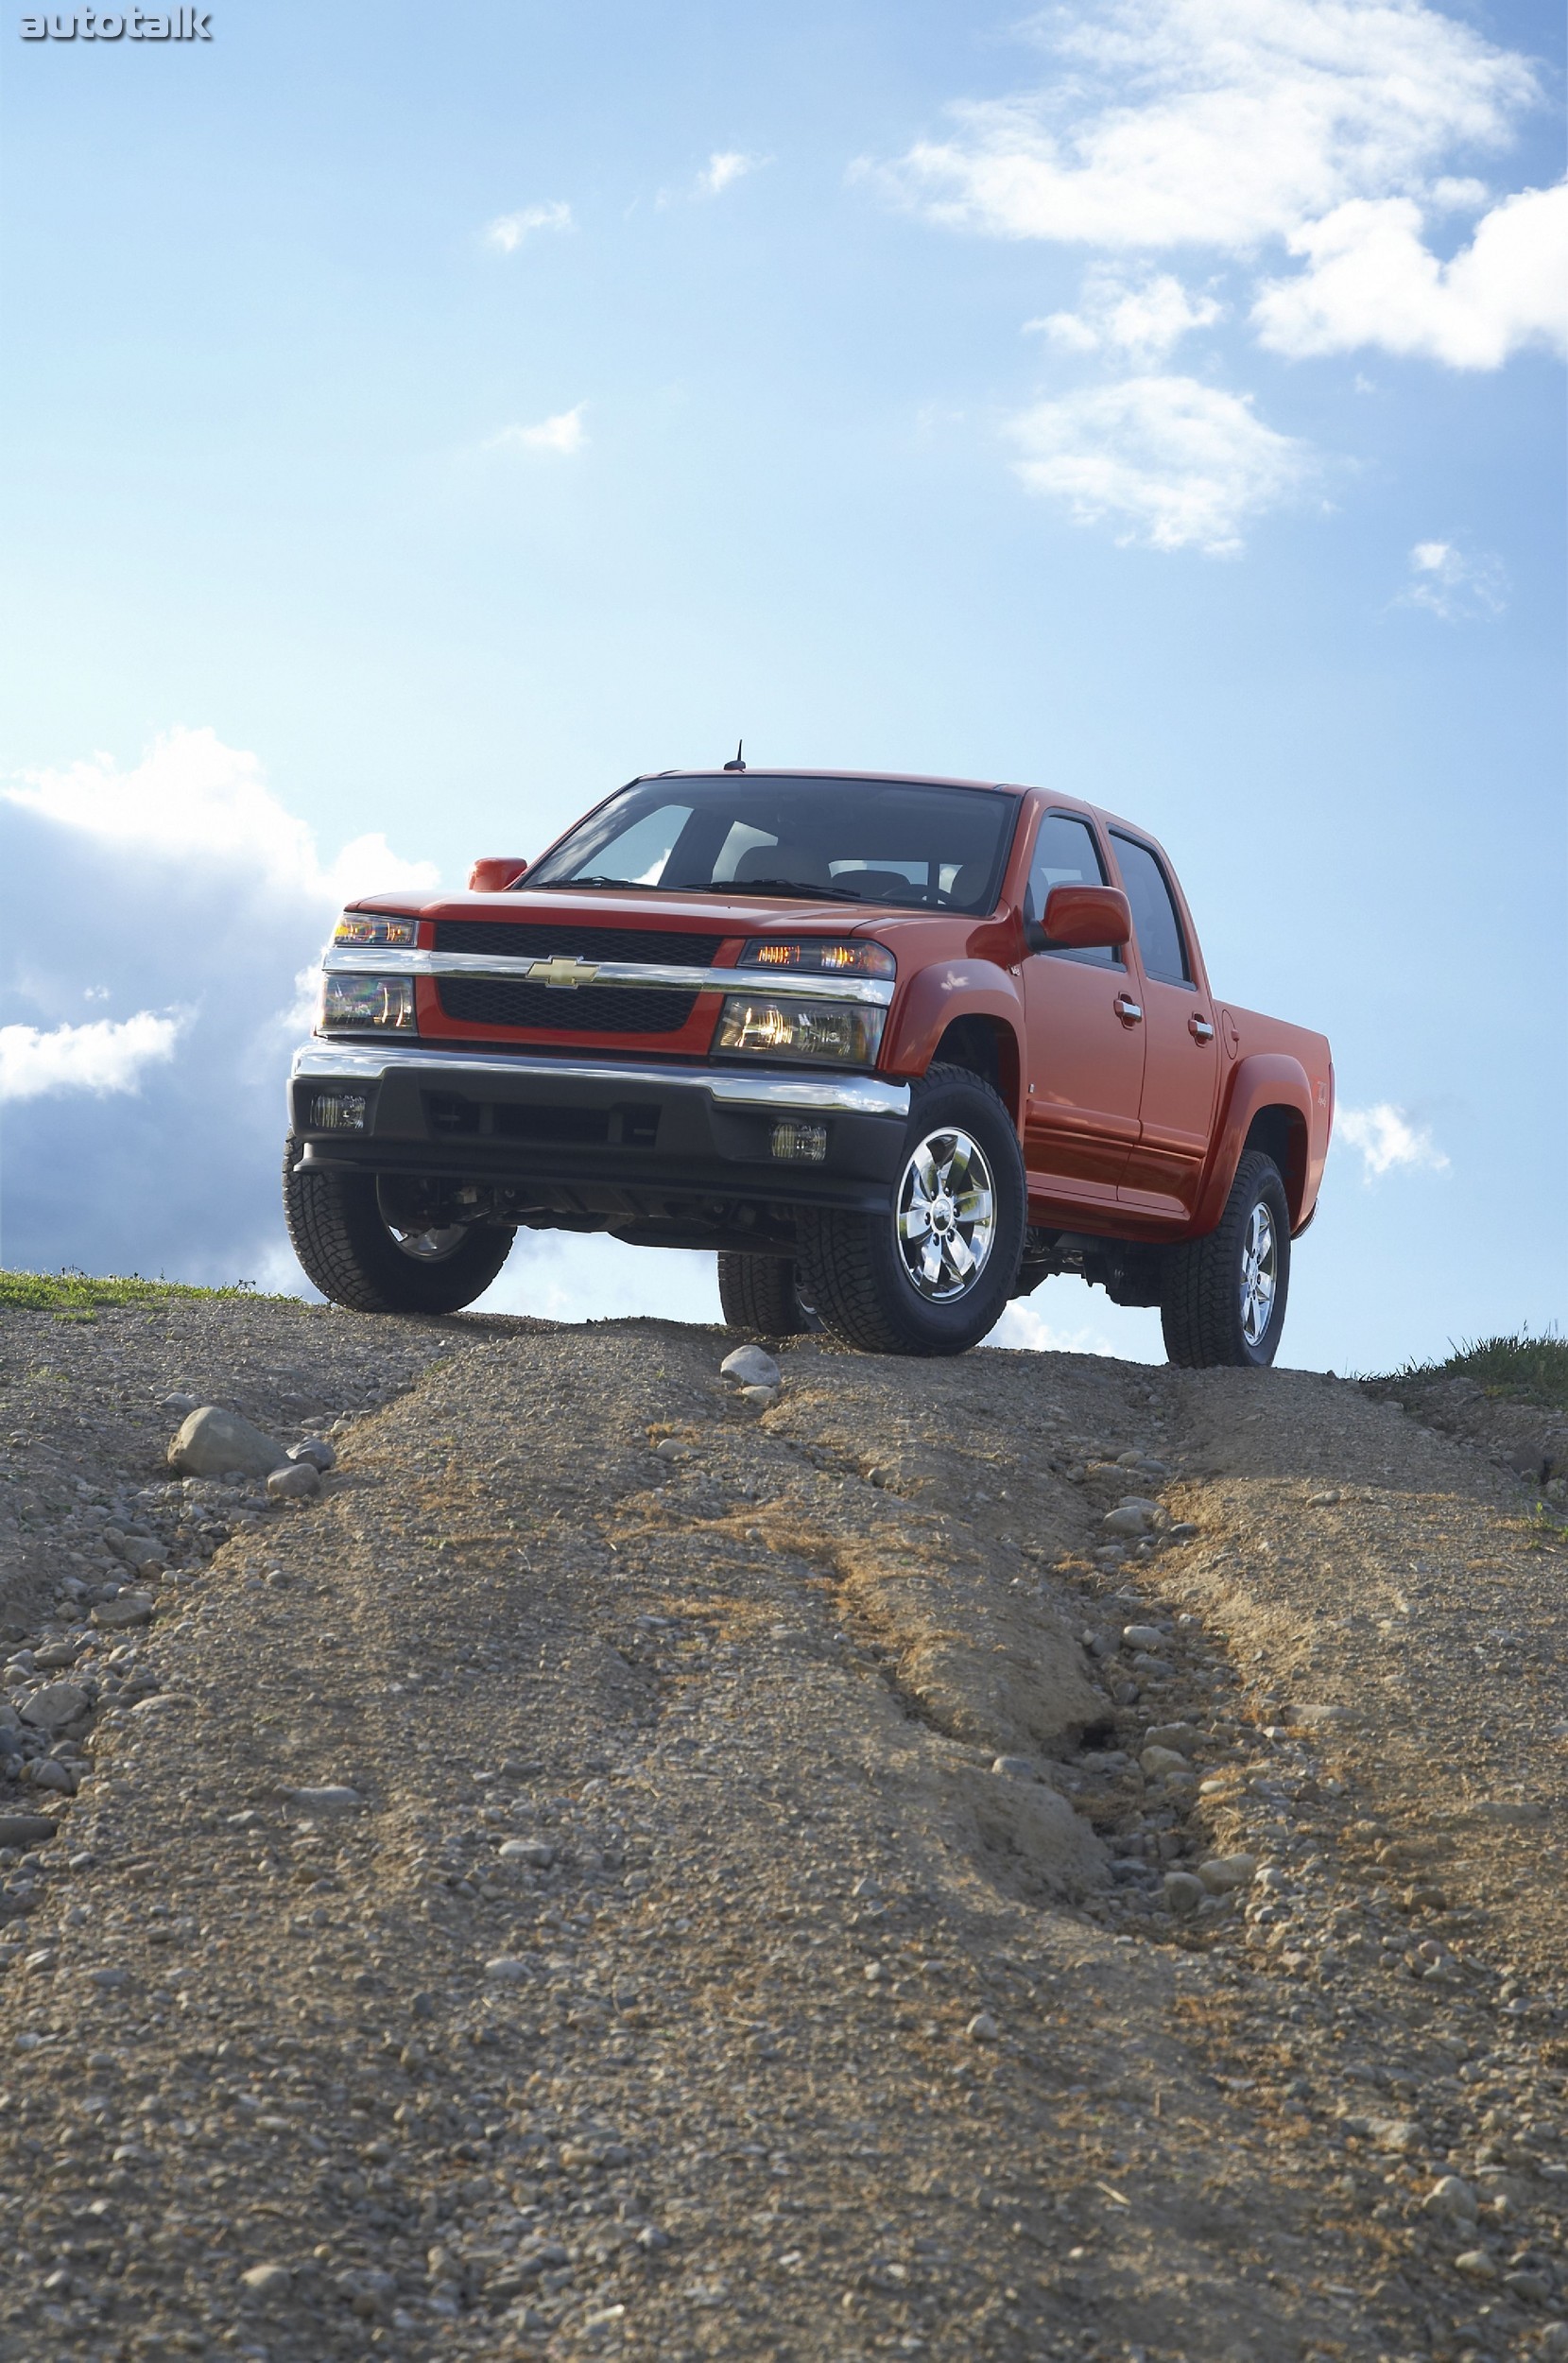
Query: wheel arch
[[1191, 1054, 1314, 1235], [929, 1014, 1023, 1130]]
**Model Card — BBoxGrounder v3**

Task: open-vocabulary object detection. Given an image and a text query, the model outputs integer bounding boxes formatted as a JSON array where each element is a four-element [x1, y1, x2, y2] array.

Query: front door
[[1110, 832, 1219, 1216], [1020, 811, 1146, 1207]]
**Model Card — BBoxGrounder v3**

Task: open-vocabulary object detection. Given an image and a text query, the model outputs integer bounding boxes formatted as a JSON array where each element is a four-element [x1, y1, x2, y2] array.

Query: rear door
[[1110, 832, 1219, 1217], [1020, 810, 1146, 1205]]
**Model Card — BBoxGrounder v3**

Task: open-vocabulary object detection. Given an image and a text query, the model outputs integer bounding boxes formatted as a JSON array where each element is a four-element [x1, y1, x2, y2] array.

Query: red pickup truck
[[284, 767, 1333, 1366]]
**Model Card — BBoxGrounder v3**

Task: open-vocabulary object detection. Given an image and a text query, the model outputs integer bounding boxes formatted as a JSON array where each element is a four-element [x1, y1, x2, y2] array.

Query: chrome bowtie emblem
[[527, 955, 599, 990]]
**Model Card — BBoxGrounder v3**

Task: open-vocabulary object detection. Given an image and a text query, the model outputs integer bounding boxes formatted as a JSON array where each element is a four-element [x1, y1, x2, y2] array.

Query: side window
[[1025, 811, 1122, 970], [1111, 834, 1191, 987]]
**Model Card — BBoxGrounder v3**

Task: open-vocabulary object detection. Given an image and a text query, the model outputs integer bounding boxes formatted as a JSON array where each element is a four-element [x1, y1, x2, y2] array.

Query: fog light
[[309, 1092, 367, 1132], [770, 1119, 827, 1163]]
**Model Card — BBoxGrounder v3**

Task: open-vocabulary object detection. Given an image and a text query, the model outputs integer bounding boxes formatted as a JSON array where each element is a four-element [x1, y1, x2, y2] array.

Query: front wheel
[[715, 1253, 819, 1337], [797, 1065, 1025, 1355], [1160, 1149, 1291, 1368], [282, 1149, 514, 1315]]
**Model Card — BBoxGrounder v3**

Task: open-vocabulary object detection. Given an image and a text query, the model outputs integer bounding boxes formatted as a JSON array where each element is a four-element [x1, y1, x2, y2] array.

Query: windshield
[[524, 775, 1021, 914]]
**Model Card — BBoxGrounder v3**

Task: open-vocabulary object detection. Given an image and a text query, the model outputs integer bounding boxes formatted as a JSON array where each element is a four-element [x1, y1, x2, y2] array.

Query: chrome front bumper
[[289, 1041, 909, 1119]]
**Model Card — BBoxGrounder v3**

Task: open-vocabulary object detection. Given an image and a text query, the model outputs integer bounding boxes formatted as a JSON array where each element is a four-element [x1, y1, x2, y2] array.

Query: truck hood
[[349, 886, 907, 936]]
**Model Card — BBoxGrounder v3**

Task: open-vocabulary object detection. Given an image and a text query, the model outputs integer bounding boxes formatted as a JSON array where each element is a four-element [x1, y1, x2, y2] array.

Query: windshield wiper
[[728, 877, 865, 901]]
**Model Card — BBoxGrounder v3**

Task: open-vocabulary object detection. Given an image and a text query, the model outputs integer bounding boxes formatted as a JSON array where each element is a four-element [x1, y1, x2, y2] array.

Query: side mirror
[[468, 856, 528, 893], [1034, 883, 1132, 952]]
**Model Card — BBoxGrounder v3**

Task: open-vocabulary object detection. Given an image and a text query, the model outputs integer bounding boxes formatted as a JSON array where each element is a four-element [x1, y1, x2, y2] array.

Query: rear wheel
[[797, 1065, 1025, 1355], [1160, 1149, 1290, 1368], [282, 1147, 514, 1315], [716, 1253, 818, 1337]]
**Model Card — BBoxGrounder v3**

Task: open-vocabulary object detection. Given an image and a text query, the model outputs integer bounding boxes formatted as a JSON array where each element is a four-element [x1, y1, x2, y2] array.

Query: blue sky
[[2, 0, 1563, 1369]]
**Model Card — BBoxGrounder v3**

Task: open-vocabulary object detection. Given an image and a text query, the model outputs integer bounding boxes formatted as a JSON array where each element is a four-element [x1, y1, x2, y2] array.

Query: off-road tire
[[282, 1147, 514, 1316], [716, 1253, 818, 1337], [1160, 1148, 1291, 1369], [797, 1064, 1025, 1356]]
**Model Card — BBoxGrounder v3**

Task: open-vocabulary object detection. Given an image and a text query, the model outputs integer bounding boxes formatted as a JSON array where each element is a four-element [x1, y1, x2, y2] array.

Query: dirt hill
[[1, 1293, 1565, 2363]]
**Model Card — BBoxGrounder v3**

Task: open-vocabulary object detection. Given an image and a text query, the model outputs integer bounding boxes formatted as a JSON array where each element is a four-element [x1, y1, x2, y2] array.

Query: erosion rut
[[0, 1309, 1564, 2363]]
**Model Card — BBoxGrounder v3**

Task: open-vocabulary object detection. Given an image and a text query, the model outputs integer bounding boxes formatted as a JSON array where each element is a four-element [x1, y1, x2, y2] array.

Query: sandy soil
[[0, 1300, 1564, 2363]]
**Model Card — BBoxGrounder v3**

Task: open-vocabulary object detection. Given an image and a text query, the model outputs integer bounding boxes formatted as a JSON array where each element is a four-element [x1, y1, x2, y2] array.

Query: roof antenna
[[722, 739, 746, 772]]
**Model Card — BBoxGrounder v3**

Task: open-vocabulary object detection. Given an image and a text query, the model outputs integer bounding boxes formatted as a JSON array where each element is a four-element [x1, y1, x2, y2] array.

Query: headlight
[[715, 996, 884, 1065], [740, 938, 895, 978], [333, 912, 416, 947], [319, 975, 418, 1033]]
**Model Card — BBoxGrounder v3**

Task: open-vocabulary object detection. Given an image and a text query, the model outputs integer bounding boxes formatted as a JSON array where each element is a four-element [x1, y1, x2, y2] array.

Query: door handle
[[1113, 993, 1143, 1026], [1189, 1014, 1215, 1043]]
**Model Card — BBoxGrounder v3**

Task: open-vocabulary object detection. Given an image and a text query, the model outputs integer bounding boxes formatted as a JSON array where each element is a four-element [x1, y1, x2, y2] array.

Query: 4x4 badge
[[527, 955, 599, 990]]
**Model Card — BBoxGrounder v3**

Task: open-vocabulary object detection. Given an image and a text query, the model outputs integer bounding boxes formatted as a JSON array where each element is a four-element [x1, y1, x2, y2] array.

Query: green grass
[[0, 1268, 302, 1321], [1375, 1327, 1568, 1411]]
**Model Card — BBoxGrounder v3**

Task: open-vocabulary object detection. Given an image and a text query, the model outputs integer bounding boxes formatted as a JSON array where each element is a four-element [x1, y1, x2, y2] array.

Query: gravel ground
[[0, 1301, 1564, 2363]]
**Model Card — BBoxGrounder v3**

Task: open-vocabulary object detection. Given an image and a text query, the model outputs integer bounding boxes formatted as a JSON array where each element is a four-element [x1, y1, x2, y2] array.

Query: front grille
[[431, 920, 728, 966], [437, 977, 699, 1033]]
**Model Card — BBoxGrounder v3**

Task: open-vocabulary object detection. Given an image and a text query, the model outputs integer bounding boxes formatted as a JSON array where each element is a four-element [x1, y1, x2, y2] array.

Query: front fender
[[883, 961, 1025, 1115], [1192, 1052, 1314, 1235]]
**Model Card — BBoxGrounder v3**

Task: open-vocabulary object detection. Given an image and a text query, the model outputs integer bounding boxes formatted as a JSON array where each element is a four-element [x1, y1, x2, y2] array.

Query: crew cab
[[284, 767, 1333, 1364]]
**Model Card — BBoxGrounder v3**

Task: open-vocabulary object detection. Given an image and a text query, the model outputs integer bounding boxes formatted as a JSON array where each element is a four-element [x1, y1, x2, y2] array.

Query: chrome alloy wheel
[[895, 1127, 997, 1302], [392, 1224, 471, 1263], [1239, 1199, 1278, 1346]]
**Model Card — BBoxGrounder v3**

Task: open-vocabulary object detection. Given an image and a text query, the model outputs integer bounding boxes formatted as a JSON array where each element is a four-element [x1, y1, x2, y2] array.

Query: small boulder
[[1145, 1723, 1198, 1754], [287, 1785, 361, 1818], [1422, 2174, 1478, 2222], [288, 1437, 336, 1473], [1163, 1871, 1205, 1917], [499, 1837, 555, 1868], [20, 1682, 90, 1733], [267, 1461, 320, 1502], [240, 2262, 292, 2300], [169, 1407, 289, 1481], [1141, 1745, 1191, 1780], [0, 1813, 59, 1849], [991, 1755, 1038, 1781], [1122, 1624, 1166, 1652], [92, 1592, 155, 1631], [484, 1957, 533, 1983], [720, 1344, 782, 1390], [1103, 1506, 1153, 1539], [160, 1392, 198, 1417], [1197, 1854, 1256, 1893], [1454, 2250, 1498, 2282], [965, 2011, 999, 2043]]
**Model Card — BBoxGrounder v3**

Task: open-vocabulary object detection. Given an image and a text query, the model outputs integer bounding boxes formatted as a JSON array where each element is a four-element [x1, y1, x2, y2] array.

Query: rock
[[1163, 1871, 1205, 1917], [1422, 2175, 1478, 2221], [965, 2011, 999, 2043], [92, 1593, 155, 1631], [0, 1814, 59, 1849], [240, 2263, 292, 2299], [20, 1682, 90, 1733], [338, 2268, 397, 2320], [1502, 2268, 1552, 2305], [1122, 1625, 1166, 1652], [1454, 2250, 1498, 2281], [720, 1345, 782, 1389], [267, 1461, 320, 1502], [1167, 1522, 1198, 1541], [1472, 1800, 1543, 1825], [1145, 1724, 1198, 1753], [88, 1965, 129, 1990], [484, 1957, 533, 1983], [1197, 1854, 1256, 1893], [169, 1407, 289, 1481], [161, 1391, 199, 1415], [287, 1785, 361, 1817], [499, 1837, 555, 1869], [635, 2225, 670, 2252], [1104, 1504, 1158, 1539], [288, 1437, 336, 1472], [653, 1439, 693, 1463], [1141, 1745, 1191, 1780], [991, 1755, 1038, 1780], [1285, 1702, 1353, 1728], [1540, 2325, 1568, 2362], [26, 1760, 75, 1793], [1368, 2118, 1422, 2154], [739, 1385, 779, 1408], [113, 1536, 168, 1574]]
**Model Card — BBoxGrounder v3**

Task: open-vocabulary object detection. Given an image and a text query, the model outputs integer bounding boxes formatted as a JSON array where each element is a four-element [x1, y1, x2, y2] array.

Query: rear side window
[[1025, 811, 1122, 970], [1111, 833, 1191, 986]]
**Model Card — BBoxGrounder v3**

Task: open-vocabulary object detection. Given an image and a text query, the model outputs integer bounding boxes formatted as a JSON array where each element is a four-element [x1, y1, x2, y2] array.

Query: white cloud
[[659, 150, 770, 208], [2, 725, 434, 906], [1027, 267, 1223, 363], [487, 404, 587, 457], [989, 1287, 1164, 1361], [869, 1, 1535, 254], [0, 1010, 185, 1104], [1395, 538, 1508, 620], [1008, 373, 1312, 552], [1335, 1102, 1450, 1181], [1253, 181, 1568, 367], [484, 200, 574, 254]]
